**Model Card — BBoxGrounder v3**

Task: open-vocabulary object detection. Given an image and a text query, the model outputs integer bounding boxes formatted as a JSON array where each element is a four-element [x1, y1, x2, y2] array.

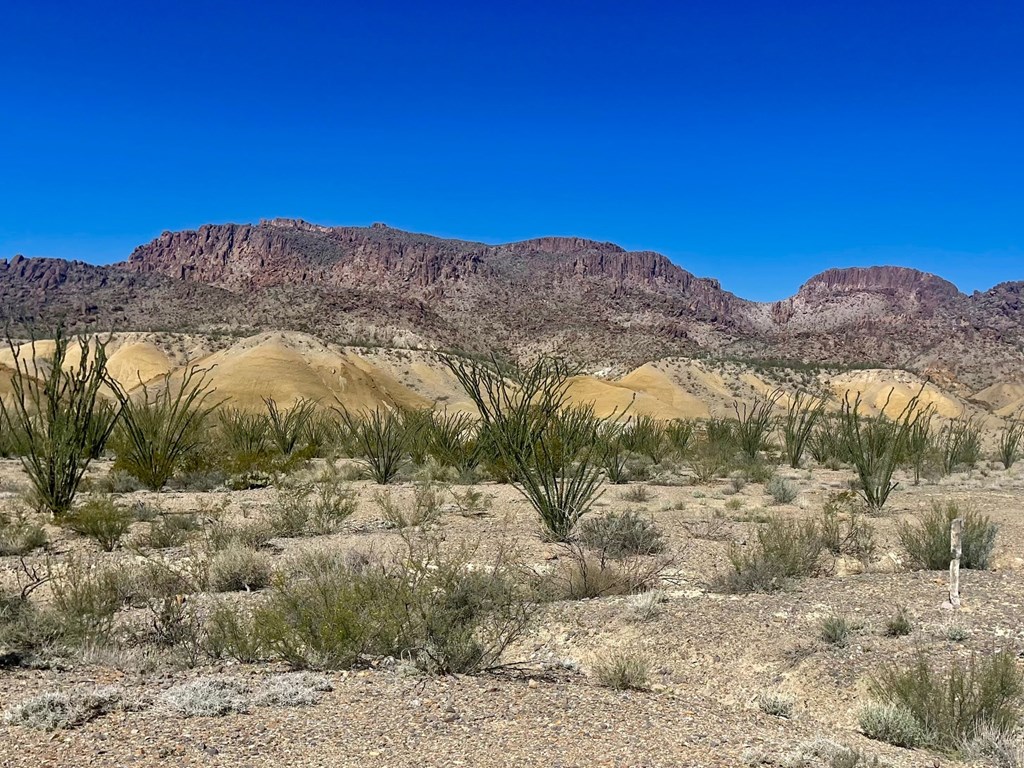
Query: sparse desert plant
[[781, 391, 826, 469], [450, 486, 493, 516], [938, 416, 982, 475], [339, 407, 408, 484], [0, 329, 119, 516], [756, 691, 794, 718], [859, 703, 925, 749], [160, 678, 249, 718], [579, 510, 665, 558], [138, 513, 199, 549], [903, 416, 937, 485], [716, 515, 823, 593], [999, 421, 1024, 470], [820, 615, 851, 647], [110, 366, 218, 490], [898, 500, 998, 570], [628, 589, 667, 622], [254, 672, 333, 707], [733, 390, 782, 460], [765, 475, 798, 504], [2, 687, 133, 731], [807, 414, 848, 467], [818, 492, 877, 563], [49, 555, 125, 640], [0, 509, 48, 556], [265, 397, 317, 456], [426, 410, 482, 473], [884, 606, 913, 637], [621, 484, 653, 503], [547, 540, 669, 600], [865, 650, 1024, 750], [272, 468, 357, 536], [599, 424, 631, 484], [443, 355, 608, 541], [203, 604, 266, 663], [64, 496, 133, 552], [591, 649, 650, 690], [208, 545, 273, 592], [838, 389, 929, 512]]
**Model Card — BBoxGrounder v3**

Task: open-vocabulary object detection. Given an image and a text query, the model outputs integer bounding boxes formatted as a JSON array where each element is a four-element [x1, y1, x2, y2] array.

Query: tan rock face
[[3, 220, 1023, 391]]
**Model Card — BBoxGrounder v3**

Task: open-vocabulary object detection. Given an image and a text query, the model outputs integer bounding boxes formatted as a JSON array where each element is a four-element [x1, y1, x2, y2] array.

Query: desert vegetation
[[1, 330, 1022, 766]]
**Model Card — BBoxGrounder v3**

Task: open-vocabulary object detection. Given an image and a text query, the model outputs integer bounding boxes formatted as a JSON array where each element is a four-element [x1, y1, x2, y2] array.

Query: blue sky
[[1, 1, 1021, 301]]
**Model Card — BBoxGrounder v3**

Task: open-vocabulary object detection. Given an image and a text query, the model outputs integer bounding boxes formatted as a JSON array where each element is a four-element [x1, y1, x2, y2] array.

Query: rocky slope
[[2, 219, 1021, 390]]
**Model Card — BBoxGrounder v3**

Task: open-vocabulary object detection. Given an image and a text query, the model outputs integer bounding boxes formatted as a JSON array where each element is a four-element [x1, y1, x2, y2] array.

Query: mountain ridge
[[3, 219, 1021, 391]]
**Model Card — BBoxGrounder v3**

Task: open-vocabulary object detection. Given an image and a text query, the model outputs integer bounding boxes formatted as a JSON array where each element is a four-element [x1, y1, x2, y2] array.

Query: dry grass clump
[[254, 673, 333, 707], [591, 649, 650, 690], [579, 510, 665, 558], [756, 691, 794, 718], [765, 475, 798, 505], [160, 678, 250, 717]]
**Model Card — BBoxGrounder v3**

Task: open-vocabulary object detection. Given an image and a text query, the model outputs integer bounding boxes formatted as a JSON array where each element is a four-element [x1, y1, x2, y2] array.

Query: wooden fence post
[[949, 517, 963, 609]]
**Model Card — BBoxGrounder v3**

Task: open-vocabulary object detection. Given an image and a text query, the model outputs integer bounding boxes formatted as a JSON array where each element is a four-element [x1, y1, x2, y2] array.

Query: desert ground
[[1, 333, 1023, 767]]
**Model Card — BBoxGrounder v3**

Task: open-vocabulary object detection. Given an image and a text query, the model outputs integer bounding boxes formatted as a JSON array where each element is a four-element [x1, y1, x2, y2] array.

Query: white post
[[949, 517, 963, 609]]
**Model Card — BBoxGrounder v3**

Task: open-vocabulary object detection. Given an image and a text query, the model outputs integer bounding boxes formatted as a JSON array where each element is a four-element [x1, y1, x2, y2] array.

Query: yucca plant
[[339, 407, 408, 484], [838, 389, 928, 512], [110, 366, 218, 490], [442, 355, 608, 541], [998, 420, 1024, 470], [733, 390, 783, 460], [0, 329, 119, 516], [265, 397, 317, 456], [780, 391, 825, 469]]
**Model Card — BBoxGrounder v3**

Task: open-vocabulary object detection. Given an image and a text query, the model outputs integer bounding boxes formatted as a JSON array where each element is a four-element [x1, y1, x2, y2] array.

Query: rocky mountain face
[[3, 219, 1021, 390]]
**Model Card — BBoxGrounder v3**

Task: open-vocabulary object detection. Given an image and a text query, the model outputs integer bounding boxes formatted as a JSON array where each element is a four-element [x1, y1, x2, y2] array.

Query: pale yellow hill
[[617, 364, 710, 419], [166, 333, 429, 412], [826, 370, 967, 418], [106, 342, 174, 389], [971, 381, 1024, 419]]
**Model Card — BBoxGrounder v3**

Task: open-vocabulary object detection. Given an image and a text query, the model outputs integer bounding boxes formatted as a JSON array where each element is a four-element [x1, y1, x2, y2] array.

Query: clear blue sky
[[2, 1, 1021, 301]]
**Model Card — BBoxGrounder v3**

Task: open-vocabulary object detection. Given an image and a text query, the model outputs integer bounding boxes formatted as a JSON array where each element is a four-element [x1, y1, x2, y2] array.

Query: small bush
[[884, 607, 913, 637], [866, 651, 1024, 750], [620, 485, 653, 503], [2, 687, 132, 731], [208, 545, 273, 592], [898, 500, 998, 570], [820, 615, 850, 647], [374, 486, 442, 530], [765, 476, 798, 505], [50, 556, 126, 640], [819, 492, 876, 563], [0, 510, 48, 556], [203, 604, 266, 663], [271, 469, 357, 537], [579, 510, 665, 558], [716, 516, 823, 593], [139, 514, 199, 549], [859, 703, 924, 748], [255, 672, 333, 707], [160, 678, 249, 717], [64, 496, 133, 551], [756, 691, 794, 718], [591, 650, 650, 690]]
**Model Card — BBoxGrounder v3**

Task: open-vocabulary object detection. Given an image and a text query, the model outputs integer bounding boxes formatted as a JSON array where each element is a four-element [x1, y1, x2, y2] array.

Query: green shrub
[[579, 510, 665, 558], [50, 556, 126, 640], [110, 366, 217, 490], [0, 593, 63, 665], [443, 356, 606, 542], [0, 330, 118, 516], [866, 651, 1023, 750], [898, 500, 998, 570], [903, 416, 937, 485], [591, 650, 650, 690], [373, 485, 443, 530], [807, 414, 849, 467], [271, 468, 357, 536], [64, 496, 133, 551], [716, 516, 823, 593], [938, 417, 982, 474], [265, 397, 317, 456], [781, 392, 825, 469], [425, 410, 482, 473], [665, 419, 695, 458], [733, 391, 782, 460], [820, 615, 850, 647], [620, 416, 668, 464], [340, 407, 408, 484], [998, 421, 1024, 470], [838, 390, 930, 512], [203, 604, 266, 663], [216, 407, 272, 470]]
